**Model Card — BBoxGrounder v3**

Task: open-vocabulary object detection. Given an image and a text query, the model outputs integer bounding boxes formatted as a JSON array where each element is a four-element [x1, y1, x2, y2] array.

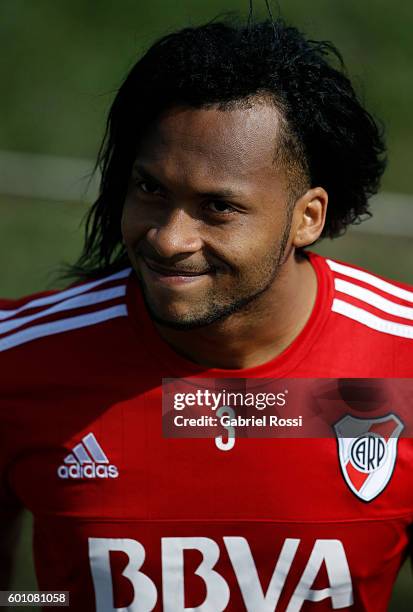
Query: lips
[[143, 258, 214, 277]]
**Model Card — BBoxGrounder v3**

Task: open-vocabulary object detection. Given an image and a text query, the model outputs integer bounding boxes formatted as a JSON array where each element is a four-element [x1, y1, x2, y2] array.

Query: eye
[[135, 179, 163, 196], [206, 201, 235, 214]]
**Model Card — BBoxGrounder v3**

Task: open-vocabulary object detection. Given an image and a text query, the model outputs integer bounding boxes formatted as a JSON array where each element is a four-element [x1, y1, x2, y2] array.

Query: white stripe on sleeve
[[0, 304, 128, 352], [0, 268, 131, 321], [327, 260, 413, 303], [332, 298, 413, 339], [334, 278, 413, 320]]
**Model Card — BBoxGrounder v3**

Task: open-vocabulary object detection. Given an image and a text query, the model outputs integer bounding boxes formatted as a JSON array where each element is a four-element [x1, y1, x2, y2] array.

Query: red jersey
[[0, 252, 412, 611]]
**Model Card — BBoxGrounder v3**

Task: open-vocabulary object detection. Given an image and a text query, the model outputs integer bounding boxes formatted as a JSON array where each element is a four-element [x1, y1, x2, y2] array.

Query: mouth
[[140, 257, 216, 285]]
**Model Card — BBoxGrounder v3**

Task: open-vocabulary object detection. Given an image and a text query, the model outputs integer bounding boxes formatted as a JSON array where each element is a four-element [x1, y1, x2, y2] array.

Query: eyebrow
[[133, 163, 244, 199]]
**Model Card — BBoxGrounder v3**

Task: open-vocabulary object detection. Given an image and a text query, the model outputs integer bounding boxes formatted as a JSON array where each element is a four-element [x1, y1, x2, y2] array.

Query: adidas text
[[57, 464, 119, 479]]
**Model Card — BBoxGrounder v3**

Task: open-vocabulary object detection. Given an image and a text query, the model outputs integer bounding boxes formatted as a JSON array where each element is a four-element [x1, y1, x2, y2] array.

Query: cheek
[[121, 199, 145, 244], [217, 221, 280, 266]]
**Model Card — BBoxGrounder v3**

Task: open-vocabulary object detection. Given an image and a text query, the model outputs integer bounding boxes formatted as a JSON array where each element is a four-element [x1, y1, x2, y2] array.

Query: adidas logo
[[57, 432, 119, 479]]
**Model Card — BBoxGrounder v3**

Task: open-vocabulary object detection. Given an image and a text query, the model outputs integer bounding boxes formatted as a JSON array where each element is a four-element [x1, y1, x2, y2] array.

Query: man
[[1, 18, 412, 611]]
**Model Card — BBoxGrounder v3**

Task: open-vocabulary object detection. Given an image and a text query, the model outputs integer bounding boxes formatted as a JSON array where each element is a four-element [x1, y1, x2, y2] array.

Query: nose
[[145, 208, 203, 259]]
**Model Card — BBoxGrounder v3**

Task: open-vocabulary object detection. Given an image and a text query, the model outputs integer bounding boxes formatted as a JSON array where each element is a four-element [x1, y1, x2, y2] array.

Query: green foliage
[[0, 196, 86, 297], [0, 0, 412, 191], [1, 2, 412, 607]]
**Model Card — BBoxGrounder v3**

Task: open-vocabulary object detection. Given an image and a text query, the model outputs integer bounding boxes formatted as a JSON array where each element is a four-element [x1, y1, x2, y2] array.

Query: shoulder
[[0, 268, 131, 356], [320, 255, 413, 341], [309, 252, 413, 375]]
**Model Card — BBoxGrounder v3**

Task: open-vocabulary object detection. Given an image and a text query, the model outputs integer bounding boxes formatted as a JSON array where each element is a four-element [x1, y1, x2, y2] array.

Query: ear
[[291, 187, 328, 248]]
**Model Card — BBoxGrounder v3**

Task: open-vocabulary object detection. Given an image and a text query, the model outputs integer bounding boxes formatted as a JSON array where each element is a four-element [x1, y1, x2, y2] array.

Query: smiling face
[[121, 101, 306, 329]]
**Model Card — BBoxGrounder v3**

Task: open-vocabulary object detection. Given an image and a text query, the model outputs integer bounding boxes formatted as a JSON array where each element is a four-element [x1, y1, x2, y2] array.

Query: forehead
[[135, 102, 284, 185]]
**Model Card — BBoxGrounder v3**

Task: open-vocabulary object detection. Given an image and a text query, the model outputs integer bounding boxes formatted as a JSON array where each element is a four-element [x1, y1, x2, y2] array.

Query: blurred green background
[[0, 0, 412, 610]]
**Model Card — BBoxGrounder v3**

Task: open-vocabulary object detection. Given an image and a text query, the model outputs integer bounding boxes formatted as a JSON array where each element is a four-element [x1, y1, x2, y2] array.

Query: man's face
[[122, 102, 297, 329]]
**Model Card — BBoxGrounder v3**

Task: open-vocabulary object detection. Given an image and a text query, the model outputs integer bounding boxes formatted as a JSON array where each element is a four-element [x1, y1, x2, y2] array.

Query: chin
[[147, 309, 212, 330], [146, 302, 232, 330]]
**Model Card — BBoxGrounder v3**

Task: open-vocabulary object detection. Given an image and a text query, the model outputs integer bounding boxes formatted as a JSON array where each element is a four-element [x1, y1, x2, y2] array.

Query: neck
[[154, 251, 317, 370]]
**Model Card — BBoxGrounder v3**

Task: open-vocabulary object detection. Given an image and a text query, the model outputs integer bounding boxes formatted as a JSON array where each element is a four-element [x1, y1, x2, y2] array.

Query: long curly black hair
[[67, 18, 386, 280]]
